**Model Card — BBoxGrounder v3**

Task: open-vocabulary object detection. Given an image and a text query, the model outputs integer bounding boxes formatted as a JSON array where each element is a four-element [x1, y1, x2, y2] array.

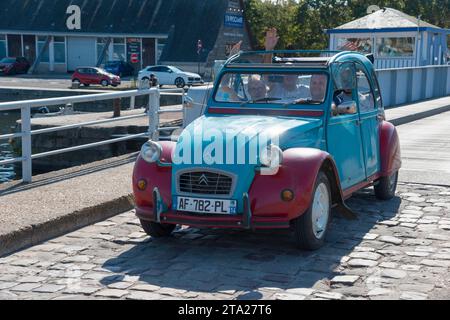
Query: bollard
[[113, 98, 121, 118]]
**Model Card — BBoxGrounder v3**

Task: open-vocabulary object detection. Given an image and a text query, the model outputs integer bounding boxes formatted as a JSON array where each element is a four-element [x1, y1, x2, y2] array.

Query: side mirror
[[332, 101, 357, 116]]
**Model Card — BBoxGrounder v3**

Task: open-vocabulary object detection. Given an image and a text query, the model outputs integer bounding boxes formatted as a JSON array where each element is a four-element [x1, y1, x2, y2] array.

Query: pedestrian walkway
[[0, 96, 449, 257]]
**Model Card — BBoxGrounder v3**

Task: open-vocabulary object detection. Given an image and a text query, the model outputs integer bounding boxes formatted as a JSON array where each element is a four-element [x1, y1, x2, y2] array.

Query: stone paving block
[[126, 291, 163, 300], [349, 252, 381, 261], [94, 289, 128, 298], [274, 293, 307, 300], [0, 282, 19, 290], [330, 275, 359, 285], [32, 284, 66, 293], [347, 259, 378, 268], [378, 236, 403, 245], [10, 283, 41, 292]]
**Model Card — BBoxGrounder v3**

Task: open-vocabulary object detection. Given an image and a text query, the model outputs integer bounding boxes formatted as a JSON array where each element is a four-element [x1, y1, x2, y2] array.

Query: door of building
[[142, 38, 155, 67], [7, 35, 21, 57], [67, 37, 96, 71]]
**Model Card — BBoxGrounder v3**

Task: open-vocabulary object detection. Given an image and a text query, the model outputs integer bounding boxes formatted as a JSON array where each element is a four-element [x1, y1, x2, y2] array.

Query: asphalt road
[[0, 75, 133, 90], [397, 111, 450, 186]]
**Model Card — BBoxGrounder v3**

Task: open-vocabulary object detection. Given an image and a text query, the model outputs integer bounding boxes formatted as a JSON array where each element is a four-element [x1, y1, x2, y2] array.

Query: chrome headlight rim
[[140, 140, 162, 163], [259, 144, 283, 168]]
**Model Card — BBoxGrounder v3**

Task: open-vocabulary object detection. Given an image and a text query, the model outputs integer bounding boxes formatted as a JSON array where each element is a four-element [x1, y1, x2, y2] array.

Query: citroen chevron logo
[[198, 174, 209, 185]]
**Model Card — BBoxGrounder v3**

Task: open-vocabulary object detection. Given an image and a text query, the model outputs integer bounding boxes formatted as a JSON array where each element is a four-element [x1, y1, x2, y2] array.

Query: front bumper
[[135, 188, 290, 230]]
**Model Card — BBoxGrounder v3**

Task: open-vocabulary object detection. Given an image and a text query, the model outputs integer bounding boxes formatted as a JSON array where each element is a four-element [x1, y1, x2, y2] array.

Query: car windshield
[[214, 72, 328, 105], [0, 58, 16, 64]]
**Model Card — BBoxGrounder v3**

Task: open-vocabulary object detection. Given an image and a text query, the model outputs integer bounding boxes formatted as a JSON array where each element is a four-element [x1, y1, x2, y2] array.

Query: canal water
[[0, 111, 20, 183]]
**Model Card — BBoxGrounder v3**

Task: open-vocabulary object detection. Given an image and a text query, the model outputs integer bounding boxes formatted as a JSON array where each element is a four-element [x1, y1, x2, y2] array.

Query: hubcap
[[311, 182, 330, 239]]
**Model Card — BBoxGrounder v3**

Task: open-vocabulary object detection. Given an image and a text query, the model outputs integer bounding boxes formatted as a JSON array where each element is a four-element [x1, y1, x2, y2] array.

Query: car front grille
[[178, 171, 233, 196]]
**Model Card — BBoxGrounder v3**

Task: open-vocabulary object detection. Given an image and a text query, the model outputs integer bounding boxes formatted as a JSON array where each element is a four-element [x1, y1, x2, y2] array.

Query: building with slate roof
[[326, 7, 450, 69], [0, 0, 252, 75]]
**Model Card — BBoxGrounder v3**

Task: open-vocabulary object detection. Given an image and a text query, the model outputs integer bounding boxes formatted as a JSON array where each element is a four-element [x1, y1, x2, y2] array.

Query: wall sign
[[66, 5, 81, 30], [224, 13, 244, 28], [127, 38, 141, 64]]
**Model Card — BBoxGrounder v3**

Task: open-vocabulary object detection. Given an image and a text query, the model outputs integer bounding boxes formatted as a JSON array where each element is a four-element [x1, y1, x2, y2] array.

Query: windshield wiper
[[249, 97, 282, 103]]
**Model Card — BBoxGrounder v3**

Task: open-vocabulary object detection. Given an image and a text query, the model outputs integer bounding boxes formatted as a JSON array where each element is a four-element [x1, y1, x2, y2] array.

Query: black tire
[[175, 77, 185, 88], [140, 219, 176, 237], [142, 77, 149, 82], [374, 171, 398, 200], [72, 78, 81, 84], [83, 83, 90, 87], [101, 79, 109, 87], [292, 171, 332, 250]]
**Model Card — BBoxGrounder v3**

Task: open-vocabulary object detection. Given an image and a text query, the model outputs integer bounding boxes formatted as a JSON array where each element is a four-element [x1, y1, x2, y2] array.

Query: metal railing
[[0, 87, 184, 183]]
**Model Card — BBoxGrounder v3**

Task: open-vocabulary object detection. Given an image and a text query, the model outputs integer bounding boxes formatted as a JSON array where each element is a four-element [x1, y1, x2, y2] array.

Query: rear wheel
[[175, 77, 185, 88], [374, 171, 398, 200], [292, 171, 331, 250], [140, 219, 176, 237]]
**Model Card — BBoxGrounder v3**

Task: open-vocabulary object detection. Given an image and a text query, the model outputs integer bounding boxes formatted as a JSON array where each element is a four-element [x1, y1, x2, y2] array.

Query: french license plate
[[174, 196, 237, 214]]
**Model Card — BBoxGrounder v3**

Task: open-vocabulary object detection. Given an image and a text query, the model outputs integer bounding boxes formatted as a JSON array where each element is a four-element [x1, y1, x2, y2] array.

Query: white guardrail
[[0, 87, 184, 183]]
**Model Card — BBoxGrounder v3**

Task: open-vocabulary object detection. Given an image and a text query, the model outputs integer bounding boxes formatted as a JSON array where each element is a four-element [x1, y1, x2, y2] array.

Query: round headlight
[[140, 140, 162, 163], [259, 144, 283, 168]]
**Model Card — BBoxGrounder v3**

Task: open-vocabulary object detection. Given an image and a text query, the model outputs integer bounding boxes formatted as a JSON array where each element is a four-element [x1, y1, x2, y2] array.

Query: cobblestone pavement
[[1, 182, 449, 300]]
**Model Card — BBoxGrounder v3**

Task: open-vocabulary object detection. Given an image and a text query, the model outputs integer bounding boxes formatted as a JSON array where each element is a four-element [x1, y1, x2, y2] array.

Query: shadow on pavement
[[102, 189, 401, 297]]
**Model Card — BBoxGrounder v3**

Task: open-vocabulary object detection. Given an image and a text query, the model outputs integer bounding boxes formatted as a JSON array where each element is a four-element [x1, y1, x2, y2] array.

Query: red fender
[[379, 121, 402, 176], [132, 141, 175, 210], [249, 148, 342, 221]]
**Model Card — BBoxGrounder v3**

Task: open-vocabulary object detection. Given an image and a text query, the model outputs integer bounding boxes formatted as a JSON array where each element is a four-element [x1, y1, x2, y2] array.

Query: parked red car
[[71, 67, 121, 87], [0, 57, 30, 75]]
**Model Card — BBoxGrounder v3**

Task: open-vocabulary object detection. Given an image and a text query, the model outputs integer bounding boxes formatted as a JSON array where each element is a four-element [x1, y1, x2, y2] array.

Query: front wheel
[[374, 171, 398, 200], [140, 219, 176, 237], [175, 77, 185, 88], [292, 171, 331, 250], [101, 79, 109, 87]]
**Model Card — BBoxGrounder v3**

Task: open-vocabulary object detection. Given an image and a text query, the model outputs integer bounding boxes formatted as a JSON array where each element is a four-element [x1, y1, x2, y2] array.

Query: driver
[[247, 75, 269, 101]]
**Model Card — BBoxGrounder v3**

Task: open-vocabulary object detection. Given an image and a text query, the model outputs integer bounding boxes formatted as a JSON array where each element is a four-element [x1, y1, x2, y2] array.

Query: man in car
[[247, 75, 269, 101]]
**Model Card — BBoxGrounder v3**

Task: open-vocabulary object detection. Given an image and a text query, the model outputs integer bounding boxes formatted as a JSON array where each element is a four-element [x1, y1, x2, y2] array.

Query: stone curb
[[389, 103, 450, 126], [0, 195, 134, 257]]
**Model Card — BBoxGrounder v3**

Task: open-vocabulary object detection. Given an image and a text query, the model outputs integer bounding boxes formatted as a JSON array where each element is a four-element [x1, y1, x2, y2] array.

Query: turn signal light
[[137, 179, 147, 191], [281, 189, 294, 202]]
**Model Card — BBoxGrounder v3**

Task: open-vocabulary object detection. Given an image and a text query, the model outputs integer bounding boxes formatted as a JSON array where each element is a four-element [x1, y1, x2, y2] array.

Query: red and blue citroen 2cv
[[132, 50, 401, 250]]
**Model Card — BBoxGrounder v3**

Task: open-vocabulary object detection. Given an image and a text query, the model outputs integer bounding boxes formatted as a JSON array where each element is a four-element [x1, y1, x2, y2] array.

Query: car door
[[158, 66, 172, 84], [86, 68, 98, 84], [355, 64, 380, 178], [327, 62, 366, 190], [148, 66, 163, 83]]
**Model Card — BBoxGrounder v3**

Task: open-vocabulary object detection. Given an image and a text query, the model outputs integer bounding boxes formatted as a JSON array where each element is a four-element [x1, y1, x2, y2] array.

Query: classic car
[[132, 50, 401, 250]]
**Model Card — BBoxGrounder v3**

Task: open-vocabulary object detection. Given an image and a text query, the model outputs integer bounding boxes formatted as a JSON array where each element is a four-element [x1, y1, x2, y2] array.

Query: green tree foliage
[[244, 0, 449, 50]]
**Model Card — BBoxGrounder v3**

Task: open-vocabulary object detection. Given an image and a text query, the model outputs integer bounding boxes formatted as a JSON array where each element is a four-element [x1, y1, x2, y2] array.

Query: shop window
[[97, 37, 110, 63], [37, 36, 49, 63], [157, 38, 166, 63], [0, 35, 6, 59], [113, 38, 126, 61], [53, 37, 66, 63], [337, 38, 372, 53], [376, 37, 415, 57]]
